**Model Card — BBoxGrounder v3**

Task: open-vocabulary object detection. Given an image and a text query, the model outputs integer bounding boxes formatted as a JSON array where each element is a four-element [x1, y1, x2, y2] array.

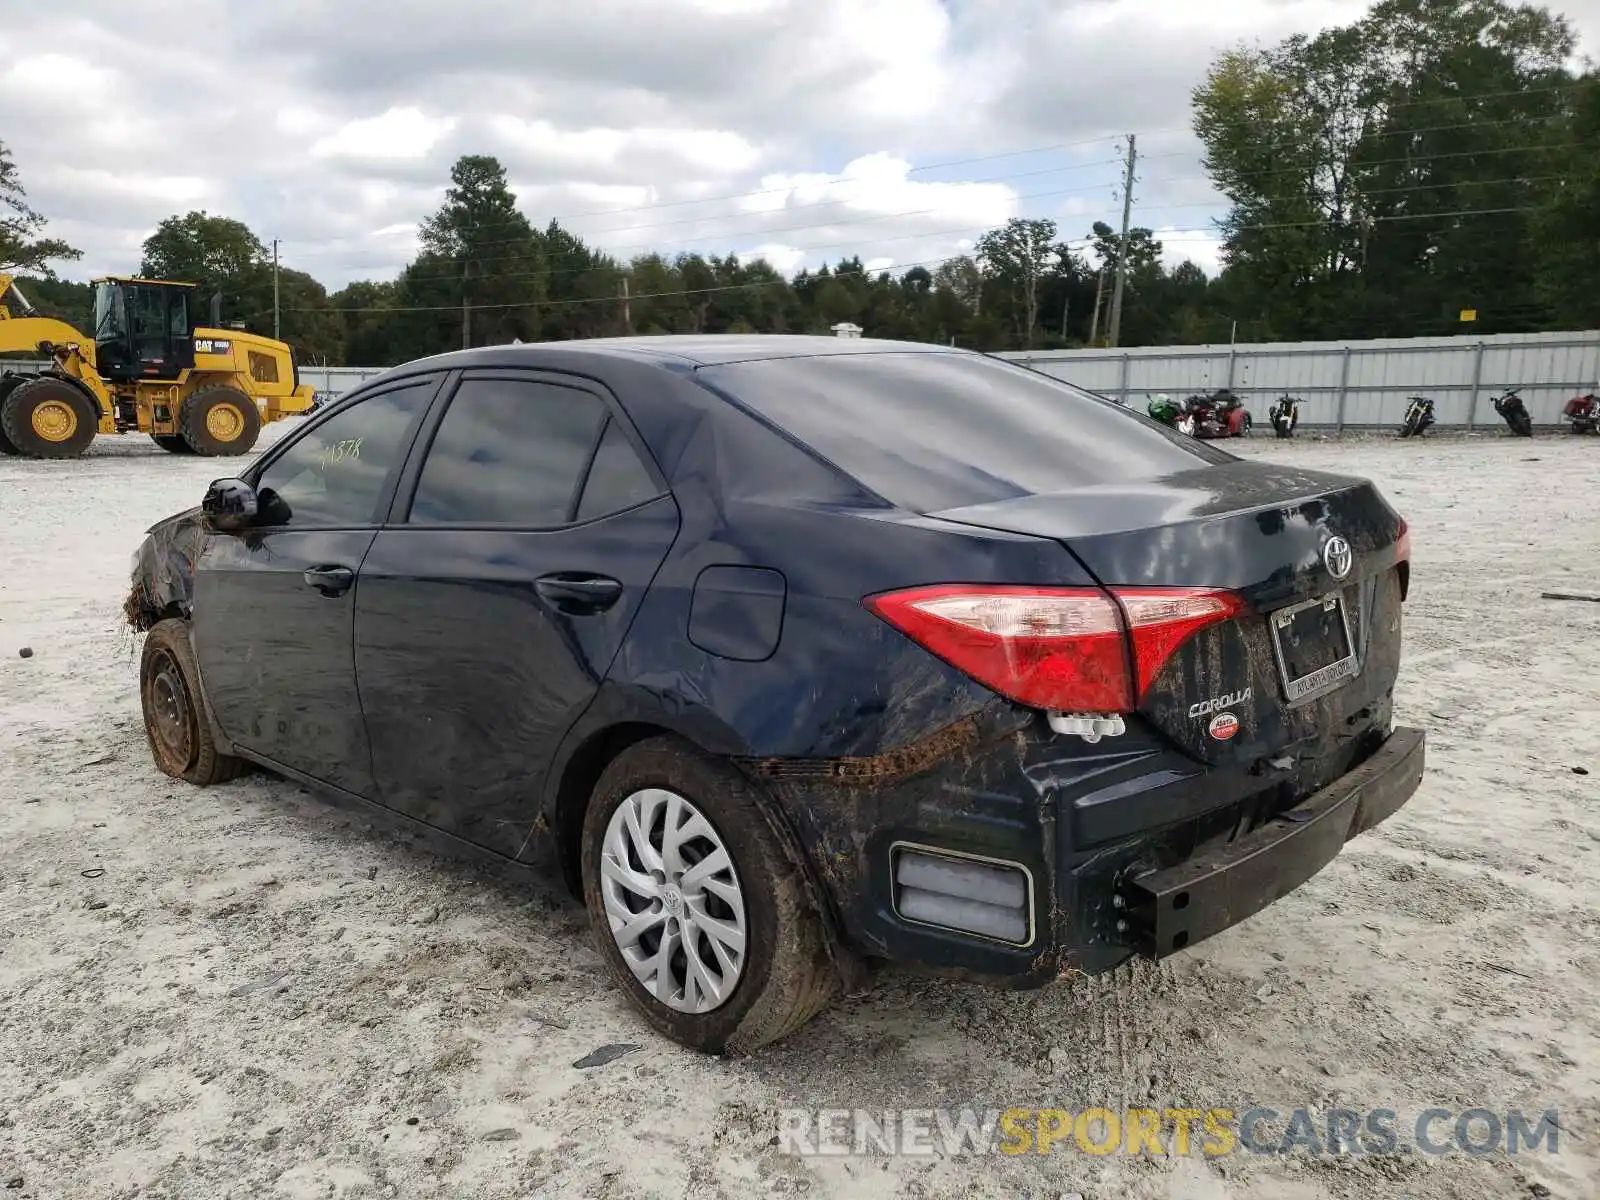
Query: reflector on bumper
[[892, 844, 1033, 946]]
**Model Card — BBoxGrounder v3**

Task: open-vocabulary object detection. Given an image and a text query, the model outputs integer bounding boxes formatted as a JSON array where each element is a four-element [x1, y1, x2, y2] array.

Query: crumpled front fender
[[123, 506, 205, 631]]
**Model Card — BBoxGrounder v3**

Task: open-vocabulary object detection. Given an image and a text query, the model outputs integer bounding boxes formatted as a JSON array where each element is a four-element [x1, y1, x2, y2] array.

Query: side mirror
[[202, 477, 258, 531]]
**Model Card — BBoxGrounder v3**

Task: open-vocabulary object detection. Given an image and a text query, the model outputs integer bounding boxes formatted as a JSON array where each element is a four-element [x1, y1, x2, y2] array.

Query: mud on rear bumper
[[754, 714, 1427, 988], [1119, 724, 1426, 957]]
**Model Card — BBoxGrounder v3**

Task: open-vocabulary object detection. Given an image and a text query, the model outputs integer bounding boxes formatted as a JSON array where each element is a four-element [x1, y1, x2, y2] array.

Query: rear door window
[[406, 377, 606, 526], [575, 419, 662, 521], [699, 352, 1229, 512]]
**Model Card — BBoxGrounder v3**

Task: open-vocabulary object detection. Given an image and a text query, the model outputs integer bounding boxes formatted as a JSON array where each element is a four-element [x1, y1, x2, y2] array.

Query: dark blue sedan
[[125, 334, 1423, 1053]]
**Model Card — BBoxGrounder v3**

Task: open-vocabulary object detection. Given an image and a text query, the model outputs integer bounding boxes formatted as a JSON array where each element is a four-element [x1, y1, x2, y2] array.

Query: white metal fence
[[1000, 329, 1600, 430], [9, 328, 1598, 429]]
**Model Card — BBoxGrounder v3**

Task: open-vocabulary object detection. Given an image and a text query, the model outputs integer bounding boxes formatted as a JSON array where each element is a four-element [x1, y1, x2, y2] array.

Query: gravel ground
[[1, 424, 1596, 1200]]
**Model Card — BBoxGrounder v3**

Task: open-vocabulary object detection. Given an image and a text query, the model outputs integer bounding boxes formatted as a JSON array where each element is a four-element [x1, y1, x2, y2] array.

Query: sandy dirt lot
[[1, 424, 1596, 1200]]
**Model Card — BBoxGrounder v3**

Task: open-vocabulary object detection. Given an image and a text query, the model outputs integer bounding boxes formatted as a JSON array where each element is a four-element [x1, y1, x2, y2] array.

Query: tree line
[[4, 0, 1595, 368]]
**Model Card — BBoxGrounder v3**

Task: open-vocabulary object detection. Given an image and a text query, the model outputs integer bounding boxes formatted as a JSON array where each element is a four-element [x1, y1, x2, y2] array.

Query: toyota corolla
[[124, 335, 1424, 1054]]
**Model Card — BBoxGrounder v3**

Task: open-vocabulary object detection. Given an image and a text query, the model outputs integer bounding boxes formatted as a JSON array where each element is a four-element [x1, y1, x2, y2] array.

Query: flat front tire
[[139, 618, 248, 785], [580, 737, 839, 1054]]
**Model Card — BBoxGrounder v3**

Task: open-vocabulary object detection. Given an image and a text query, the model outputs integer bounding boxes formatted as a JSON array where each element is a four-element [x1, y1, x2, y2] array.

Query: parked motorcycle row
[[1146, 387, 1599, 440], [1401, 386, 1599, 438]]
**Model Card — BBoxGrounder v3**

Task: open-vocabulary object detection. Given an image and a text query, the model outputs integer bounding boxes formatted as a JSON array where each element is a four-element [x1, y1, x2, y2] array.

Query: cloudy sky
[[3, 0, 1596, 291]]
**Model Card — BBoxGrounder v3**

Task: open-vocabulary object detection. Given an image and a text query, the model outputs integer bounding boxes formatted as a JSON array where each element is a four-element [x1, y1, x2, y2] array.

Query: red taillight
[[1116, 588, 1247, 699], [1395, 517, 1411, 565], [864, 584, 1243, 713]]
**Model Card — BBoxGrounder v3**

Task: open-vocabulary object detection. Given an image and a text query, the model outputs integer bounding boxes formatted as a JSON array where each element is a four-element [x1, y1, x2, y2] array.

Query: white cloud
[[311, 107, 456, 161], [488, 118, 761, 176], [3, 0, 1596, 292]]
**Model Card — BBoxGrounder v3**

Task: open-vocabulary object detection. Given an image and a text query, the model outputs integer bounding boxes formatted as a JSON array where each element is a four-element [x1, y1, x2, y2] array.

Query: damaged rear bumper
[[753, 711, 1426, 989], [1120, 724, 1425, 957]]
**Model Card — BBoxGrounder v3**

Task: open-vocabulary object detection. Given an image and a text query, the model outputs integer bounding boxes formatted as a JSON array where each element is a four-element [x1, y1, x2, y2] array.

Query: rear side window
[[576, 420, 661, 521], [408, 378, 606, 525], [699, 352, 1229, 512]]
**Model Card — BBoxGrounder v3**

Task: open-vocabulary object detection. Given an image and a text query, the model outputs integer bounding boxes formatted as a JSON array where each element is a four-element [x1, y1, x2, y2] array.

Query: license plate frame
[[1270, 590, 1359, 704]]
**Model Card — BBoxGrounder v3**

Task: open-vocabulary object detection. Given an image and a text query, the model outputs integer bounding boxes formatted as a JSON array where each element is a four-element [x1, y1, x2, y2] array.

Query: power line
[[281, 136, 1136, 249], [283, 133, 1593, 284], [279, 91, 1593, 254], [278, 204, 1545, 317], [337, 156, 1589, 290]]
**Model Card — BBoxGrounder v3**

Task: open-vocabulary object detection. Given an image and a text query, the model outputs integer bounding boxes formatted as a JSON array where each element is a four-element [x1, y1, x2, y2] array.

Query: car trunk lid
[[931, 460, 1409, 766]]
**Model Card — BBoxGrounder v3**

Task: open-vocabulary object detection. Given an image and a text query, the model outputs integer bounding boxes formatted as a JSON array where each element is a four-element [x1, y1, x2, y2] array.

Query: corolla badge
[[1189, 688, 1252, 719], [1322, 535, 1353, 580]]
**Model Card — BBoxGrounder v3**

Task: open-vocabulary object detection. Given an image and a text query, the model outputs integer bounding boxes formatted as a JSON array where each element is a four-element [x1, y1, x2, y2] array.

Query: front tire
[[0, 376, 98, 458], [179, 385, 262, 456], [139, 618, 248, 785], [580, 737, 839, 1054]]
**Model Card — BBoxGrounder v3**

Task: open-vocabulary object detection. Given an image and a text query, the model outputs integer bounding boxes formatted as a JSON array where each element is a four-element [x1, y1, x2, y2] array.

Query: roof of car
[[402, 333, 968, 370]]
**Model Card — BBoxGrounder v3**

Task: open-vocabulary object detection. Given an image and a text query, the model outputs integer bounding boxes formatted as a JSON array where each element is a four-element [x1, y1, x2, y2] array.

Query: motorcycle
[[1147, 393, 1180, 424], [1399, 395, 1435, 438], [1561, 392, 1599, 434], [1489, 387, 1533, 437], [1181, 388, 1253, 439], [1268, 395, 1302, 438]]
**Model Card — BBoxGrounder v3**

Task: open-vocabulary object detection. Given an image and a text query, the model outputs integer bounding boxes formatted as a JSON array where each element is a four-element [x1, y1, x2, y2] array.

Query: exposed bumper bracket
[[1124, 725, 1426, 956]]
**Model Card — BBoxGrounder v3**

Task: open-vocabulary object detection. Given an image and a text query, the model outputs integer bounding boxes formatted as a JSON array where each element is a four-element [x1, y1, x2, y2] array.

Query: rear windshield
[[698, 351, 1229, 512]]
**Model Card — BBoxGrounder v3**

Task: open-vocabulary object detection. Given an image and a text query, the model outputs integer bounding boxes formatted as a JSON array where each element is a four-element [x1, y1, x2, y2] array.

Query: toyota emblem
[[1323, 535, 1353, 580]]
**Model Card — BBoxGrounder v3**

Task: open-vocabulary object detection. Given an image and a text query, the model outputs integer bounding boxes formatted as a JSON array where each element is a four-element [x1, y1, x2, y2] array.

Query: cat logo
[[194, 338, 233, 356]]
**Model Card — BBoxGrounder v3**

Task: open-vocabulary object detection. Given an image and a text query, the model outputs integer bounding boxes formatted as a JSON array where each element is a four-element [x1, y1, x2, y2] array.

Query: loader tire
[[151, 434, 195, 455], [180, 385, 261, 456], [0, 375, 25, 455], [0, 376, 97, 459], [139, 618, 248, 786]]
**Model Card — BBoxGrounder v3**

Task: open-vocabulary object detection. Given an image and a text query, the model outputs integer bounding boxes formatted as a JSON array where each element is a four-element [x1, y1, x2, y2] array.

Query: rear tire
[[0, 376, 97, 459], [179, 384, 261, 456], [139, 618, 248, 785], [579, 737, 839, 1054]]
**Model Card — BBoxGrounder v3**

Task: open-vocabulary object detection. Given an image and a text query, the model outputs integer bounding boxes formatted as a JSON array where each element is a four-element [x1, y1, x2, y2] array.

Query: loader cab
[[92, 277, 198, 383]]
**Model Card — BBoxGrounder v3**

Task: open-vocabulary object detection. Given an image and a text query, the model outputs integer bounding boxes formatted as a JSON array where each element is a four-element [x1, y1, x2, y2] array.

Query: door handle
[[302, 565, 355, 597], [535, 573, 623, 613]]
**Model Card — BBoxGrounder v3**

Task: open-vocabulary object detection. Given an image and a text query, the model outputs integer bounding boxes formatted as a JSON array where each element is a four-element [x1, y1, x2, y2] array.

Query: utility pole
[[272, 239, 280, 340], [461, 259, 471, 350], [1107, 134, 1137, 349], [620, 275, 632, 334], [1089, 267, 1105, 346]]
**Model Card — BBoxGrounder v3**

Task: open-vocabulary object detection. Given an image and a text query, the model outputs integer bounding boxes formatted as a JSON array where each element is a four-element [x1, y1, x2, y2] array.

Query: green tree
[[416, 154, 546, 347], [12, 275, 93, 328], [141, 211, 339, 359], [976, 217, 1057, 347], [141, 211, 271, 319], [0, 141, 80, 277], [1192, 0, 1582, 339], [1535, 74, 1600, 327]]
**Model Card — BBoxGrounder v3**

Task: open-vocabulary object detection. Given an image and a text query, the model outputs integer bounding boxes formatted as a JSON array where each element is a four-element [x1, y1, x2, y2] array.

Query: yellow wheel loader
[[0, 273, 315, 459]]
